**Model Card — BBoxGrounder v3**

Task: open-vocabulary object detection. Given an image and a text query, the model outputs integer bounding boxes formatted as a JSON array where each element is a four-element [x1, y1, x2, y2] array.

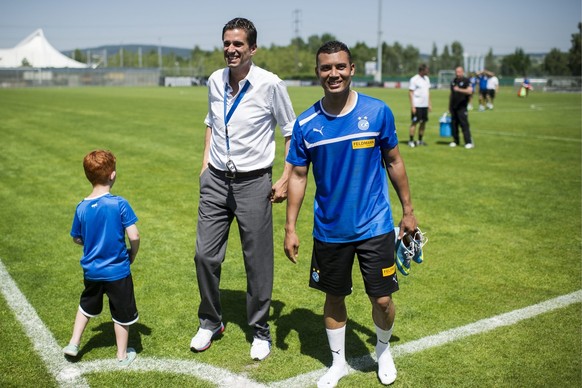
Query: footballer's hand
[[399, 212, 418, 237], [284, 232, 299, 264]]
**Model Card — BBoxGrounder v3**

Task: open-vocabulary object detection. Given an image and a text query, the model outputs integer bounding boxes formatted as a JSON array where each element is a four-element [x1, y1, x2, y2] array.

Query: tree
[[484, 49, 497, 73], [568, 22, 581, 76], [450, 41, 464, 67], [440, 45, 452, 70], [350, 41, 375, 76], [429, 43, 440, 74], [500, 48, 531, 76], [543, 48, 569, 75]]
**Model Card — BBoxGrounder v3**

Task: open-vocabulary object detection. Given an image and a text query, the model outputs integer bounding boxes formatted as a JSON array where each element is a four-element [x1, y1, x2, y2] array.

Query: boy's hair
[[83, 150, 116, 185], [223, 17, 257, 47], [316, 41, 352, 65]]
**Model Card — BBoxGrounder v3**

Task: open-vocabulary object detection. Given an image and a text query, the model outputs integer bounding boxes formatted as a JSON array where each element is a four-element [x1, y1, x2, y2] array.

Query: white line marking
[[274, 289, 582, 388], [0, 259, 90, 387], [1, 257, 580, 388]]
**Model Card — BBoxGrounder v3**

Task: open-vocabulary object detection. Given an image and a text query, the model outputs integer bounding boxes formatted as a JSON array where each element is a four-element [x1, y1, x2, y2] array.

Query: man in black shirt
[[449, 66, 474, 149]]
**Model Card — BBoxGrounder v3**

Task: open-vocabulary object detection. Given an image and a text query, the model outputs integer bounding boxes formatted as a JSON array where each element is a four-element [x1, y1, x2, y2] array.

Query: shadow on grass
[[69, 321, 152, 361], [220, 288, 399, 366]]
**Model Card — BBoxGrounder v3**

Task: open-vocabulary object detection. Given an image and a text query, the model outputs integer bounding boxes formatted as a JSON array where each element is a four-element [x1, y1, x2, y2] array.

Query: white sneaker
[[407, 140, 416, 148], [465, 143, 475, 149], [449, 142, 457, 148], [250, 338, 271, 361], [190, 323, 224, 352]]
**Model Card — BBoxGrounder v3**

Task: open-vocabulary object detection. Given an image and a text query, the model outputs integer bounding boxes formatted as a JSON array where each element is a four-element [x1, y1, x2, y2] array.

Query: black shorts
[[479, 89, 488, 99], [309, 231, 399, 297], [487, 89, 496, 99], [79, 275, 139, 325], [411, 107, 429, 124]]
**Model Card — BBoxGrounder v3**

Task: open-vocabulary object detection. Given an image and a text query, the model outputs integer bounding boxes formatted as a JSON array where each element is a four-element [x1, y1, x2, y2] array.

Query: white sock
[[375, 324, 397, 385], [317, 326, 348, 388]]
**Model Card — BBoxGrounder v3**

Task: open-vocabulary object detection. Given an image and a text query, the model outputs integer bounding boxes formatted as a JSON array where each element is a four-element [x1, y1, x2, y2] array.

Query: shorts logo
[[352, 139, 375, 149], [311, 268, 320, 282], [357, 116, 369, 130], [382, 265, 396, 277]]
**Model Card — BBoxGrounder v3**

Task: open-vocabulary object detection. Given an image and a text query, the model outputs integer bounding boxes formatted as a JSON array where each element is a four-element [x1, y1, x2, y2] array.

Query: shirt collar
[[223, 63, 255, 92]]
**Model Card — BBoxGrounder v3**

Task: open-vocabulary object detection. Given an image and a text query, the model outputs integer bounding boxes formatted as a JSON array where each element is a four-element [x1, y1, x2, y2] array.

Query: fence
[[0, 68, 161, 87]]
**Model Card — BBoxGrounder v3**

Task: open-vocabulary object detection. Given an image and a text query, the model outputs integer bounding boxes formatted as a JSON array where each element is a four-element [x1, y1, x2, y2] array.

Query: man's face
[[316, 51, 355, 95], [420, 67, 429, 76], [455, 67, 464, 78], [223, 28, 256, 69]]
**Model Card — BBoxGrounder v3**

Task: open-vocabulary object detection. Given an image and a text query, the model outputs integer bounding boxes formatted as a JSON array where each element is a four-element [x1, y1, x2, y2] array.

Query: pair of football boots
[[394, 227, 427, 276]]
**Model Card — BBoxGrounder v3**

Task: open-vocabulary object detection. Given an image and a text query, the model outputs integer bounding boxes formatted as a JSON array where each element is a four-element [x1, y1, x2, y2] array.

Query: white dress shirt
[[204, 63, 296, 172]]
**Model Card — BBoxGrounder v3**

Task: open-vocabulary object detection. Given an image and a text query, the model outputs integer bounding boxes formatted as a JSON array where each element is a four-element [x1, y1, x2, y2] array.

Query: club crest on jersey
[[311, 268, 320, 282], [357, 116, 369, 130]]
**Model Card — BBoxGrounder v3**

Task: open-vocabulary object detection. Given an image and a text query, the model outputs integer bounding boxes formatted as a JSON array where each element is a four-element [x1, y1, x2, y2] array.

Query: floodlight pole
[[374, 0, 383, 85]]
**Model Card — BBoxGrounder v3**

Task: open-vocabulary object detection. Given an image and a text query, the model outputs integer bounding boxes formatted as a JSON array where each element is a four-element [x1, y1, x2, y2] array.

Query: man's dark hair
[[316, 41, 352, 65], [419, 63, 428, 72], [223, 17, 257, 47]]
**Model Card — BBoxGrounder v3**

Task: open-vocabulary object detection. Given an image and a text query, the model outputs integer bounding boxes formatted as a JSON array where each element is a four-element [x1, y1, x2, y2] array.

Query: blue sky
[[0, 0, 580, 55]]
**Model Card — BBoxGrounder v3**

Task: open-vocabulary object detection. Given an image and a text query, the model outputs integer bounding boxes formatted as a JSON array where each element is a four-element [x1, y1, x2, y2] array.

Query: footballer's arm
[[382, 146, 418, 237], [284, 165, 308, 263]]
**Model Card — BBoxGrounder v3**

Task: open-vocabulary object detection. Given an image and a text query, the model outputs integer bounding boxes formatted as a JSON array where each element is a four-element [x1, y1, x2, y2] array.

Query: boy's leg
[[69, 309, 90, 345], [114, 322, 129, 360]]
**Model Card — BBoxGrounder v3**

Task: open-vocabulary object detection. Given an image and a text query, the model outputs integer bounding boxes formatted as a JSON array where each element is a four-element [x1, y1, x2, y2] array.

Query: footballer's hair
[[83, 149, 116, 186], [316, 41, 352, 65], [419, 63, 428, 72], [223, 17, 257, 47]]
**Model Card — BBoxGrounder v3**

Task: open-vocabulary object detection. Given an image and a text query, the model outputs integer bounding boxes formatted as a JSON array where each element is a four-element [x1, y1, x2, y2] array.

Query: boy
[[63, 150, 140, 366]]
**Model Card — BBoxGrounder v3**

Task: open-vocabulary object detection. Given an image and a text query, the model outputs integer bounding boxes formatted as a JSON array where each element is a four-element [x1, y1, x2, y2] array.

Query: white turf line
[[1, 258, 581, 388]]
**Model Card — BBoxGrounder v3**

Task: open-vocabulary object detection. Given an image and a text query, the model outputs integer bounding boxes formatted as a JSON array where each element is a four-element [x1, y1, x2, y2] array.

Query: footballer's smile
[[316, 51, 355, 95]]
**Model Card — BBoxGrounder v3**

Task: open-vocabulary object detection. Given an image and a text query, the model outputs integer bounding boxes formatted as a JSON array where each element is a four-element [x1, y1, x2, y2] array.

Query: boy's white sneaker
[[250, 338, 271, 361], [190, 323, 224, 352]]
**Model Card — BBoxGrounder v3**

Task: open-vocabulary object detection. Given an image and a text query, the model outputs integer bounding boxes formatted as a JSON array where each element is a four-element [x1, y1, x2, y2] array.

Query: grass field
[[0, 85, 580, 388]]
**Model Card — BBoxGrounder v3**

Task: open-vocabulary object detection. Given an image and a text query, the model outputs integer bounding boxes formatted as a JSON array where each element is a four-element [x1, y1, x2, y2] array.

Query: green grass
[[0, 86, 580, 387]]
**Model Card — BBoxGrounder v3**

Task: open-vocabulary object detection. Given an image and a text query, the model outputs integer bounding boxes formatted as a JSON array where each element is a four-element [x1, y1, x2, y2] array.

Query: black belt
[[208, 164, 271, 179]]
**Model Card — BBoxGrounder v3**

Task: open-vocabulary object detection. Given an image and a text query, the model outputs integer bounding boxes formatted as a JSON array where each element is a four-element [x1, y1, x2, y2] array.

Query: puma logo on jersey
[[312, 126, 324, 136]]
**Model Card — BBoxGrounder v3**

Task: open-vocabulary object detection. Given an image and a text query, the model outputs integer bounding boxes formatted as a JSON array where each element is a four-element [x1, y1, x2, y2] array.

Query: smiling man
[[190, 17, 296, 361], [284, 41, 419, 387]]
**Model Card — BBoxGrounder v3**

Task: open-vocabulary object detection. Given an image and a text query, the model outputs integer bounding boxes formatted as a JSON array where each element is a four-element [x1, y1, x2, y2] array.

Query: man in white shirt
[[486, 71, 499, 109], [190, 17, 296, 361], [408, 64, 432, 147]]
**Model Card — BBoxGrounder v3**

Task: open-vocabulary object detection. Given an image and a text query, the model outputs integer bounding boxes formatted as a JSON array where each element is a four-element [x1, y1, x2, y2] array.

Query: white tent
[[0, 29, 88, 68]]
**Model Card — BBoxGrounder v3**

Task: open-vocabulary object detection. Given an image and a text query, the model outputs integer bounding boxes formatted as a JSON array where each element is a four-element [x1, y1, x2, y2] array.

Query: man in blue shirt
[[284, 41, 418, 387]]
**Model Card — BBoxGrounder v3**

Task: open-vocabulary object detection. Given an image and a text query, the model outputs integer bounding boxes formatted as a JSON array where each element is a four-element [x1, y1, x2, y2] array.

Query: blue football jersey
[[287, 92, 398, 243], [71, 193, 138, 281]]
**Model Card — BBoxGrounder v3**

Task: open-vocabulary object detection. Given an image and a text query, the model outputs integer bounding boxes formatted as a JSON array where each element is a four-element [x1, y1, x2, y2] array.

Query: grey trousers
[[194, 168, 274, 341]]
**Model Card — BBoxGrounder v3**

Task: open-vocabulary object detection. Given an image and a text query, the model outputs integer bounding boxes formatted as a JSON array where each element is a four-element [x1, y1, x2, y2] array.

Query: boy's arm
[[125, 224, 140, 264]]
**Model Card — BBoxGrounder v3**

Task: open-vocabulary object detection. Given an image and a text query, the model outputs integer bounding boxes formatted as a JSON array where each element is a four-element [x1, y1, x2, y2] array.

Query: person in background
[[449, 66, 474, 149], [190, 17, 296, 361], [476, 70, 489, 111], [486, 70, 499, 109], [407, 63, 432, 147], [284, 41, 419, 387]]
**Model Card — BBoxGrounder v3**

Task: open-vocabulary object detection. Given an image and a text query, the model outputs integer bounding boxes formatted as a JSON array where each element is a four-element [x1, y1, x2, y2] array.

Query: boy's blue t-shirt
[[286, 92, 398, 243], [70, 193, 138, 281]]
